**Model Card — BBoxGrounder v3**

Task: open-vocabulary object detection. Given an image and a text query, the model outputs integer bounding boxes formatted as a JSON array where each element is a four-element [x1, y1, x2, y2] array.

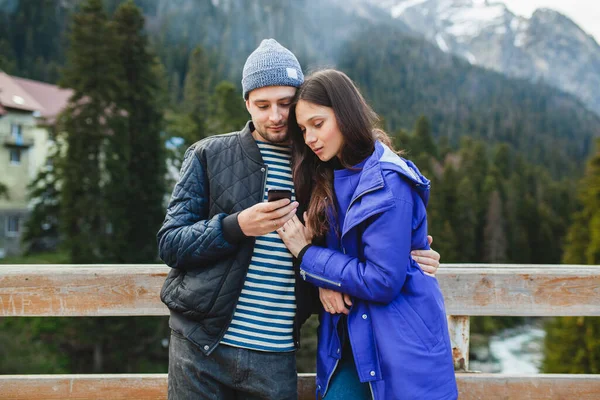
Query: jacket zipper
[[212, 165, 269, 352], [340, 185, 382, 400], [321, 358, 340, 397], [261, 165, 268, 202], [322, 314, 344, 397], [300, 269, 342, 287]]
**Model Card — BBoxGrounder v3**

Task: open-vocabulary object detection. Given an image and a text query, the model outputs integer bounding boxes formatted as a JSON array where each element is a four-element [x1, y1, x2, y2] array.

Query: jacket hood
[[338, 141, 430, 238], [372, 141, 430, 206]]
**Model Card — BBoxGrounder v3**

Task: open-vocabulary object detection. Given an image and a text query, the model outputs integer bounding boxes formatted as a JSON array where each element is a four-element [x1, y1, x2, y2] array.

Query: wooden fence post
[[448, 315, 470, 371]]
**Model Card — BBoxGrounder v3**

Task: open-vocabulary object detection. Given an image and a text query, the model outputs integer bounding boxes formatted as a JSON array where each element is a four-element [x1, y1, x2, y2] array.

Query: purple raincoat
[[300, 142, 458, 399]]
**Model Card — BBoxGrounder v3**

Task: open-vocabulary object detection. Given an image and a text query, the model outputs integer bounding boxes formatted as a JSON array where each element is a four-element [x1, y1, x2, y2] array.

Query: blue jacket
[[300, 142, 458, 399], [158, 122, 319, 354]]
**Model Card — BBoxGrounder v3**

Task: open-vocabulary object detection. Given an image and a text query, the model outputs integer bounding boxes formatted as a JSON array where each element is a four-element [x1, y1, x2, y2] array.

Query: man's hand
[[411, 235, 440, 277], [238, 199, 299, 237], [319, 288, 352, 315]]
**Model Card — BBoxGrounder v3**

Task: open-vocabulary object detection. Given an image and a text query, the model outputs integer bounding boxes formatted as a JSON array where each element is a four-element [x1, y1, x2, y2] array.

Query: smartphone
[[267, 189, 292, 202]]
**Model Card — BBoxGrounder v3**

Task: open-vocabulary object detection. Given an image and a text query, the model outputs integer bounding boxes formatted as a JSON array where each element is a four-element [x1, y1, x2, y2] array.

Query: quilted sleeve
[[157, 146, 239, 270]]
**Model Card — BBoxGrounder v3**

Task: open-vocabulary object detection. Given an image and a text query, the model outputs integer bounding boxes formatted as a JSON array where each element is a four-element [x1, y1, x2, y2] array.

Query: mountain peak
[[372, 0, 600, 116]]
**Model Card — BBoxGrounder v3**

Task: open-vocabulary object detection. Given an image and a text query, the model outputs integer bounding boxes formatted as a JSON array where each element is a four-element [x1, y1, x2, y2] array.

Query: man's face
[[246, 86, 297, 144]]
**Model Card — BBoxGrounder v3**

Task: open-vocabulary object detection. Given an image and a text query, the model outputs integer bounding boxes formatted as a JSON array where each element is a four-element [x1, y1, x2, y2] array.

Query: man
[[158, 39, 441, 399]]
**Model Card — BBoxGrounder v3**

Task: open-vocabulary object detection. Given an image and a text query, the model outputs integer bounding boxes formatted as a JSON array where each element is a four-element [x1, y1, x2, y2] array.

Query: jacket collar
[[341, 142, 393, 237], [351, 142, 386, 199], [239, 120, 265, 166], [340, 142, 431, 237]]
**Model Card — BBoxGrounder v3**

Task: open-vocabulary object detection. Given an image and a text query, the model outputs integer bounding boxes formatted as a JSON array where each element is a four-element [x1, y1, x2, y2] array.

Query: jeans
[[323, 317, 371, 400], [168, 330, 298, 399]]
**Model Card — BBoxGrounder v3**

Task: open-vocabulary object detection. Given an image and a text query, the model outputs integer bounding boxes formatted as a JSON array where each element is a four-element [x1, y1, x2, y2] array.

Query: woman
[[277, 69, 458, 399]]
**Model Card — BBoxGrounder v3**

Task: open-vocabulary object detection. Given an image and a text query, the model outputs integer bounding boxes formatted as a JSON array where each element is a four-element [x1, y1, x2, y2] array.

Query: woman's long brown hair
[[288, 69, 394, 238]]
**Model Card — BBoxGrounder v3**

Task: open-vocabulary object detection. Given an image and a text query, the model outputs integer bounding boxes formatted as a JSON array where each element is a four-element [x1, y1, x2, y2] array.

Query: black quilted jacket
[[158, 121, 318, 355]]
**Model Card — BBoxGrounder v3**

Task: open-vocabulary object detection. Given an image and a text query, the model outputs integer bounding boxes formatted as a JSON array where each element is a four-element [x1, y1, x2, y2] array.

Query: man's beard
[[254, 124, 289, 144]]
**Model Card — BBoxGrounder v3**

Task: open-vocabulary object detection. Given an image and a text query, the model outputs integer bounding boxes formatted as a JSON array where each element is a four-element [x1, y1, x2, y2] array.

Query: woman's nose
[[304, 131, 316, 144]]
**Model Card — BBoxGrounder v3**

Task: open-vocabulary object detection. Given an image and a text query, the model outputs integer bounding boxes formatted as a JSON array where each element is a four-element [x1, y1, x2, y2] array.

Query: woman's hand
[[411, 235, 440, 277], [319, 288, 352, 315], [276, 213, 313, 257]]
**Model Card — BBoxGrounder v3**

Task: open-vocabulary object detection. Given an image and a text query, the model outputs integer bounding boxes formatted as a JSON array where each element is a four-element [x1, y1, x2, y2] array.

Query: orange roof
[[0, 71, 44, 113], [12, 76, 72, 122], [0, 72, 72, 124]]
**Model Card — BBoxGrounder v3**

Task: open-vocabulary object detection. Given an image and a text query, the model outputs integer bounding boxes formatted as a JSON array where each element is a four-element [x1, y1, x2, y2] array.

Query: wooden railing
[[1, 264, 599, 399]]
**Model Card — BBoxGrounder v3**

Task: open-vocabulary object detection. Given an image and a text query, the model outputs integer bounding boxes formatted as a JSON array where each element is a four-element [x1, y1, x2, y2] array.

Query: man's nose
[[269, 106, 282, 122]]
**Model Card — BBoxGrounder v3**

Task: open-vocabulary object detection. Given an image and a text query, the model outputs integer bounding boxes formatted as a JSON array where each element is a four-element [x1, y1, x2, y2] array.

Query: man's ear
[[245, 99, 251, 113]]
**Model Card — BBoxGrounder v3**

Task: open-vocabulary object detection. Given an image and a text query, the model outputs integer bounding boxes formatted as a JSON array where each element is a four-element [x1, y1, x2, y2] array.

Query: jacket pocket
[[391, 295, 440, 352], [160, 265, 227, 319]]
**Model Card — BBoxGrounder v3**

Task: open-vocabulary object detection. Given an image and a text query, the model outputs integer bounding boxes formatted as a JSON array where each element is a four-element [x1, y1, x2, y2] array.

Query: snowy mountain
[[370, 0, 600, 115]]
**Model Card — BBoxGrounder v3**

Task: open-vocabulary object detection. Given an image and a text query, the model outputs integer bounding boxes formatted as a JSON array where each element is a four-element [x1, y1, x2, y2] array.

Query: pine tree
[[544, 139, 600, 373], [210, 80, 248, 133], [59, 0, 120, 263], [22, 139, 63, 253], [455, 176, 477, 262], [181, 45, 212, 143], [0, 38, 16, 73], [393, 128, 412, 152], [492, 143, 511, 179], [562, 211, 590, 265], [104, 0, 166, 263], [163, 45, 213, 167], [23, 1, 171, 375], [427, 163, 460, 262], [413, 115, 437, 159], [101, 1, 170, 374], [437, 136, 451, 160], [483, 190, 507, 263], [438, 220, 460, 263]]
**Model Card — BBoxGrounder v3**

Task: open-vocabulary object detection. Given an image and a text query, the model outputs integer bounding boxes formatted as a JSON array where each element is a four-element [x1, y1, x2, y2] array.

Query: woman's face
[[295, 100, 344, 162]]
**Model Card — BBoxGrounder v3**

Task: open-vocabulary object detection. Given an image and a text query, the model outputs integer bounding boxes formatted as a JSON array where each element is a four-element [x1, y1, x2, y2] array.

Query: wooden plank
[[447, 315, 470, 371], [0, 264, 599, 317], [1, 374, 599, 400], [0, 265, 169, 317], [301, 374, 600, 399], [437, 264, 600, 316], [0, 374, 167, 400], [455, 373, 600, 399]]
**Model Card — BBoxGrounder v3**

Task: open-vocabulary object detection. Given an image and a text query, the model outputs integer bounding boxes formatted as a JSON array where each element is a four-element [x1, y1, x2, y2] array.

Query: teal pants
[[323, 329, 371, 399]]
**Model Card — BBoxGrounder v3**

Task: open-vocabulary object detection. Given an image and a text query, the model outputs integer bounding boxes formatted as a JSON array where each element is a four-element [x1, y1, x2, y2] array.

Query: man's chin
[[269, 134, 289, 144], [258, 130, 289, 144]]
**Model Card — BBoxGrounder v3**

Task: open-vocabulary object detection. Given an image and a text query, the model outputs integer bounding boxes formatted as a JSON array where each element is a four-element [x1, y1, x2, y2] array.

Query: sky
[[502, 0, 600, 43]]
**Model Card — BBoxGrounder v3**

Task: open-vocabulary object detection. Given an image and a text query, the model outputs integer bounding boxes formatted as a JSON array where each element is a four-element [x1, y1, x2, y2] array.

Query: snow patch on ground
[[436, 33, 450, 52], [390, 0, 429, 18], [444, 4, 506, 38]]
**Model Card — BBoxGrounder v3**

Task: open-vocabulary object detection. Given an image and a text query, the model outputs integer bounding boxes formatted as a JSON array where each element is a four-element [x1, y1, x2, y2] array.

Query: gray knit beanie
[[242, 39, 304, 99]]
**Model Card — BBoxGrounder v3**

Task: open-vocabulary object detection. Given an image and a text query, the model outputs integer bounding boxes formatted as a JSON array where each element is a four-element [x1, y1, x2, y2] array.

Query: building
[[0, 71, 71, 257]]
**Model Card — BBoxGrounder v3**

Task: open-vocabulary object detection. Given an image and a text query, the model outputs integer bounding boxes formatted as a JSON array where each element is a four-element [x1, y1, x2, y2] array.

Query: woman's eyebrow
[[306, 115, 326, 122]]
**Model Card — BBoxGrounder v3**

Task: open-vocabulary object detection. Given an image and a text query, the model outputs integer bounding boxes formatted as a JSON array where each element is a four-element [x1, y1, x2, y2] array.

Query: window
[[9, 148, 21, 164], [11, 123, 23, 141], [6, 216, 20, 237]]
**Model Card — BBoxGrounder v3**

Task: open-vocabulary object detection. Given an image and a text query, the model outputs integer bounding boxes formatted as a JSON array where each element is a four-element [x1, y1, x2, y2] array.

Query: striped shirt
[[221, 140, 296, 352]]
